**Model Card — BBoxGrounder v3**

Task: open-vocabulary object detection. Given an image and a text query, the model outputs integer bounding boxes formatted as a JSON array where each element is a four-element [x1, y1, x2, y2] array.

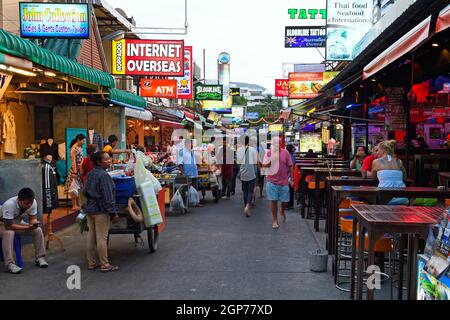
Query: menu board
[[299, 133, 322, 153], [384, 88, 405, 131]]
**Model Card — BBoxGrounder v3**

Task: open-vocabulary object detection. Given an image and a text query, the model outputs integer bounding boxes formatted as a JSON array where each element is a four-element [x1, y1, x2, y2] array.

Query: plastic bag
[[125, 152, 135, 176], [188, 186, 200, 206], [170, 189, 185, 212], [137, 181, 163, 227], [208, 173, 218, 187], [69, 179, 81, 197], [134, 153, 162, 193]]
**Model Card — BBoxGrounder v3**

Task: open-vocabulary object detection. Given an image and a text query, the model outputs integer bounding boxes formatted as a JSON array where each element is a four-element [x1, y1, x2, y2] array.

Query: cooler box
[[113, 176, 136, 205]]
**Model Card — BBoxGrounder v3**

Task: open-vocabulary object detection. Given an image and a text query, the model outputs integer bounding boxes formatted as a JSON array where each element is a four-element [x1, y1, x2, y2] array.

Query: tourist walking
[[237, 136, 258, 217]]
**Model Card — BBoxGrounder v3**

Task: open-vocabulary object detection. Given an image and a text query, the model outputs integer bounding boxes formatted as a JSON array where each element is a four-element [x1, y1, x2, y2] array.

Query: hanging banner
[[19, 2, 89, 39], [140, 79, 177, 98], [285, 26, 327, 48], [112, 39, 184, 76], [207, 111, 222, 124], [194, 84, 223, 101], [275, 79, 289, 97], [326, 0, 373, 61], [282, 63, 325, 78], [0, 72, 13, 100], [173, 46, 193, 99]]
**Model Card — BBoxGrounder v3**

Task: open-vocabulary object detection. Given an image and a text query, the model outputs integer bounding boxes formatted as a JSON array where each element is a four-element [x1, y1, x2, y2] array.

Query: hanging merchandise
[[2, 109, 17, 154]]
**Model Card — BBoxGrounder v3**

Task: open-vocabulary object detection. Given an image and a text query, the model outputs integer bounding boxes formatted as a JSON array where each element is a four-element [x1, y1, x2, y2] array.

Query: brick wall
[[78, 24, 105, 72]]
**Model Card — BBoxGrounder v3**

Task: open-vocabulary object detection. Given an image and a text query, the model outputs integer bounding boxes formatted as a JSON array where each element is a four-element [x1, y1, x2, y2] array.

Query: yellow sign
[[269, 124, 283, 132], [111, 39, 126, 75]]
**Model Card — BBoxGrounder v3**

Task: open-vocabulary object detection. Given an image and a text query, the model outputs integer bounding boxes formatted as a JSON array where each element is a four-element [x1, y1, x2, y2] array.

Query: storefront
[[146, 107, 184, 152]]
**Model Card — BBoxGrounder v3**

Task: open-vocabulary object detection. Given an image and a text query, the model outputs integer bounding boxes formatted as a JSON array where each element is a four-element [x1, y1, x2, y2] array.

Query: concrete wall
[[53, 105, 123, 146], [0, 159, 43, 218]]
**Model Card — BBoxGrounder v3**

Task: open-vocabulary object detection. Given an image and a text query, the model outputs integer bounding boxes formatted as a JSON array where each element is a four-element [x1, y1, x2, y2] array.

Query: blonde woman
[[372, 140, 408, 205]]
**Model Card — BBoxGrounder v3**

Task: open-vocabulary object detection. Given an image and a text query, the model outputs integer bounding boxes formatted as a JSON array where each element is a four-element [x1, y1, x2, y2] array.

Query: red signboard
[[289, 72, 323, 81], [174, 46, 193, 99], [140, 79, 178, 98], [275, 79, 289, 97], [112, 39, 184, 76]]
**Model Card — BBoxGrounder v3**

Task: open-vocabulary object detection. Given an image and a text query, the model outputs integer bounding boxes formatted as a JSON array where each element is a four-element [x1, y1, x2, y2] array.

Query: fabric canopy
[[159, 119, 184, 129], [436, 4, 450, 33], [125, 108, 153, 121], [109, 88, 147, 108], [363, 16, 431, 80]]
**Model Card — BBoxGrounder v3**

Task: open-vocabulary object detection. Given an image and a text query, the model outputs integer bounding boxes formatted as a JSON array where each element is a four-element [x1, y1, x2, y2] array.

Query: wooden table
[[312, 169, 360, 232], [350, 205, 442, 300], [438, 172, 450, 188], [377, 187, 450, 205], [330, 186, 379, 279]]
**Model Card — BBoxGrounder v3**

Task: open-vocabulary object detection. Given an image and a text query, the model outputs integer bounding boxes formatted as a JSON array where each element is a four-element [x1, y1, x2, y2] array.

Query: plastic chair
[[0, 234, 23, 268]]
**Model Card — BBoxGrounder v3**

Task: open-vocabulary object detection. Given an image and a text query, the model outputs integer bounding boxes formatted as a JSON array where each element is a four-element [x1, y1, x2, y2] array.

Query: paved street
[[0, 187, 345, 300]]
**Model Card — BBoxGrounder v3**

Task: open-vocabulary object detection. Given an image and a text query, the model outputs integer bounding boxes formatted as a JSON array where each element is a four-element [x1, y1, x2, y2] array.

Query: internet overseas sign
[[112, 39, 184, 76], [326, 0, 373, 61], [19, 2, 89, 38], [194, 84, 223, 101], [285, 26, 327, 48]]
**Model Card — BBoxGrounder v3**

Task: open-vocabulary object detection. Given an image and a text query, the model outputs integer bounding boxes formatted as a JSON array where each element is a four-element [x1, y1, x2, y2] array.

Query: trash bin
[[310, 249, 328, 272]]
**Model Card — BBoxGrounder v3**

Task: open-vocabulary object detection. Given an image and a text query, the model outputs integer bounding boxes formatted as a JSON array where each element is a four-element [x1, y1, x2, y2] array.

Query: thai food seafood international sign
[[112, 39, 184, 76], [19, 2, 89, 39], [326, 0, 373, 61]]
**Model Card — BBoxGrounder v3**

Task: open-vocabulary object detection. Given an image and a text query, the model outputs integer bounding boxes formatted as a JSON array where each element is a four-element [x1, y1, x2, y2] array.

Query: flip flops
[[100, 265, 120, 272]]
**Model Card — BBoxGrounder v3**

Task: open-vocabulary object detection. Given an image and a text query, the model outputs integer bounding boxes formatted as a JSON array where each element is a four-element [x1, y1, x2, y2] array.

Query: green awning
[[0, 29, 115, 88], [109, 88, 147, 109]]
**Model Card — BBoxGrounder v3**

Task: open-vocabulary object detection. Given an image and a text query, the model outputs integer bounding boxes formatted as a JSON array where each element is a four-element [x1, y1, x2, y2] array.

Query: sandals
[[88, 265, 100, 271], [100, 265, 120, 272]]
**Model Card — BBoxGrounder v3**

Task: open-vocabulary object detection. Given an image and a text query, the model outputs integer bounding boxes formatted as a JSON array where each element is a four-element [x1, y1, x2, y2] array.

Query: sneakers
[[35, 257, 49, 268], [7, 263, 22, 274]]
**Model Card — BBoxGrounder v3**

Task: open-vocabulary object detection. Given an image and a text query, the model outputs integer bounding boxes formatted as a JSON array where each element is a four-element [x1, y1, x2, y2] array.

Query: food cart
[[197, 166, 220, 203]]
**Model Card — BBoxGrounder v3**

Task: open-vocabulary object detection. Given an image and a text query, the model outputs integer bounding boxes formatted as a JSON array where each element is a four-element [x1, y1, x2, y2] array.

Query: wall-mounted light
[[81, 97, 88, 104], [44, 71, 57, 77], [56, 83, 64, 90], [19, 83, 27, 88], [432, 43, 439, 47], [371, 78, 377, 82], [145, 126, 150, 130], [1, 65, 37, 77]]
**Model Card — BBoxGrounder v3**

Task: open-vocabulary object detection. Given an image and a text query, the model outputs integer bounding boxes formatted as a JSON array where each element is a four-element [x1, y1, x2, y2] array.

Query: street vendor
[[177, 139, 203, 208], [103, 135, 131, 159], [0, 188, 48, 274]]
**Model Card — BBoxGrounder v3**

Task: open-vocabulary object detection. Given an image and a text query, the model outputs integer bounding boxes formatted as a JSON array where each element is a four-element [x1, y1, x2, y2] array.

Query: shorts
[[266, 182, 290, 202]]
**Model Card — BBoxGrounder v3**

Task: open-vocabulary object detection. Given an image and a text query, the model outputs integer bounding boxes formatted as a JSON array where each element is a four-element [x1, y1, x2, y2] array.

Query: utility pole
[[203, 49, 206, 83]]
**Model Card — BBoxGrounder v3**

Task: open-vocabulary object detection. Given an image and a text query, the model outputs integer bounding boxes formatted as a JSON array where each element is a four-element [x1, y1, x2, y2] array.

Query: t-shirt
[[81, 156, 95, 184], [0, 196, 37, 226], [103, 144, 113, 156], [236, 146, 258, 181], [361, 155, 375, 173], [264, 149, 293, 186], [177, 147, 198, 178]]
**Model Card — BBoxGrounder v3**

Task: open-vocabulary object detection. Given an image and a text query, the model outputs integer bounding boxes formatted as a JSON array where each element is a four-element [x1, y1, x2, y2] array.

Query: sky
[[106, 0, 327, 94]]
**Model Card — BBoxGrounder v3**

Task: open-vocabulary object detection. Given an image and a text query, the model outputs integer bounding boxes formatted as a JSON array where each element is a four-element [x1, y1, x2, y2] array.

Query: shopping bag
[[135, 153, 162, 193], [170, 189, 185, 212], [137, 180, 163, 227], [188, 186, 200, 206], [124, 152, 135, 176], [208, 173, 218, 187], [69, 179, 81, 197]]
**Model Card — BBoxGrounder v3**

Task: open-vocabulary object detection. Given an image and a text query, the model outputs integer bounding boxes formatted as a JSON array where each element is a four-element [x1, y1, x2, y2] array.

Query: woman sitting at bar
[[350, 146, 368, 171], [372, 140, 408, 205]]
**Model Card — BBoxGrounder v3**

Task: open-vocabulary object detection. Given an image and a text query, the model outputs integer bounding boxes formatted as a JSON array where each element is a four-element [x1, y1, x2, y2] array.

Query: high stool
[[306, 179, 326, 219], [0, 235, 23, 268], [335, 200, 393, 294]]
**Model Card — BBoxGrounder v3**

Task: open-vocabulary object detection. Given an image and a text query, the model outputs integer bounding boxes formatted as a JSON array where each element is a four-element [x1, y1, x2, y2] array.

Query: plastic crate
[[116, 196, 131, 205], [113, 176, 136, 196]]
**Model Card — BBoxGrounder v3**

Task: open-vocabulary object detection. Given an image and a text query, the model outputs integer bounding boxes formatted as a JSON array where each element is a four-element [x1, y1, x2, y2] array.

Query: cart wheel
[[147, 225, 159, 253]]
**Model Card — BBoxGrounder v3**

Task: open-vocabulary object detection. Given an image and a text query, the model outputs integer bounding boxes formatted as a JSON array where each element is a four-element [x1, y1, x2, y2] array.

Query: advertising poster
[[288, 72, 339, 99], [207, 112, 222, 124], [326, 0, 373, 61], [269, 124, 284, 132], [174, 46, 193, 99], [285, 26, 327, 48], [202, 95, 232, 113], [19, 2, 89, 39], [224, 107, 244, 119], [140, 79, 177, 99], [282, 63, 326, 78], [275, 79, 289, 97], [218, 63, 230, 102], [112, 39, 184, 76], [194, 84, 223, 101]]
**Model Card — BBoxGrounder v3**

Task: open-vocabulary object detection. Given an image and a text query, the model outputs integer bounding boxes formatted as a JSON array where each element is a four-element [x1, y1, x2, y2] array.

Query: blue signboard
[[19, 2, 90, 39], [246, 112, 259, 120], [285, 27, 326, 48]]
